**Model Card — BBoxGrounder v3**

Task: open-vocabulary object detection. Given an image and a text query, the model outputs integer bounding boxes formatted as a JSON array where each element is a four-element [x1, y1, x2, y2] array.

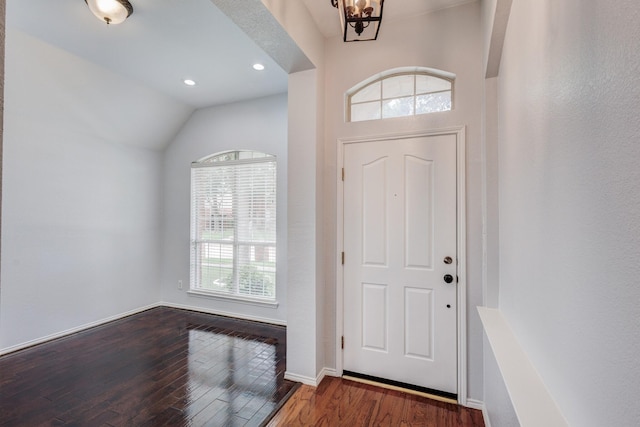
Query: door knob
[[443, 274, 454, 284]]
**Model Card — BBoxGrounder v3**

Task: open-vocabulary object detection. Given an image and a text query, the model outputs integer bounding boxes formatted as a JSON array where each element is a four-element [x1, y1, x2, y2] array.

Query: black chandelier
[[331, 0, 384, 42]]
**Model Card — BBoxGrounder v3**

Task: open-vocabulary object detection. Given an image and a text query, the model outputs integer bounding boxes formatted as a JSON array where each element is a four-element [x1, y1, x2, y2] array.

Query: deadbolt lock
[[444, 256, 453, 265]]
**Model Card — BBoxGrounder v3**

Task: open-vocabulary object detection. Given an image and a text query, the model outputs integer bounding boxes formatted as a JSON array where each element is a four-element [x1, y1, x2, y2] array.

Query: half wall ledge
[[478, 307, 568, 427]]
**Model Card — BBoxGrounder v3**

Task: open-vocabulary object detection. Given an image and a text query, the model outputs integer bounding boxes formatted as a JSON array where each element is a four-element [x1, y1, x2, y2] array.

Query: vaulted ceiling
[[7, 0, 289, 109], [8, 0, 474, 110]]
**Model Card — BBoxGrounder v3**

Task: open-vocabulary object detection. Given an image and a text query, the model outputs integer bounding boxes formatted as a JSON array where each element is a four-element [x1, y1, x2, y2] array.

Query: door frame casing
[[336, 127, 467, 405]]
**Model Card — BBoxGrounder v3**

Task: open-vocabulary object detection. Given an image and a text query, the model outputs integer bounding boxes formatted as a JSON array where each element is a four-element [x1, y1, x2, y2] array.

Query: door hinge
[[341, 336, 344, 349], [457, 275, 459, 283], [341, 252, 345, 265], [341, 168, 345, 181]]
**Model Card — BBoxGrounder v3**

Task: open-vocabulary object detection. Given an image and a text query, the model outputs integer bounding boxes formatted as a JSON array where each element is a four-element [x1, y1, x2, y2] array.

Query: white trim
[[478, 307, 568, 427], [316, 367, 338, 386], [319, 367, 338, 382], [336, 138, 345, 377], [482, 405, 492, 427], [284, 367, 338, 387], [0, 303, 162, 356], [346, 66, 457, 95], [457, 126, 468, 406], [335, 127, 468, 405], [284, 368, 340, 387], [186, 290, 279, 308], [454, 398, 492, 426], [284, 371, 317, 386], [192, 155, 275, 168], [335, 127, 466, 145], [465, 398, 485, 410], [161, 302, 286, 326], [465, 399, 490, 427]]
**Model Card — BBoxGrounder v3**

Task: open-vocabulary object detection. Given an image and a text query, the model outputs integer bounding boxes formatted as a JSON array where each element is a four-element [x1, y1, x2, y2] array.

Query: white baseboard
[[317, 367, 338, 385], [285, 367, 338, 387], [0, 303, 162, 356], [160, 302, 286, 326], [482, 405, 492, 427], [284, 371, 318, 386], [465, 399, 490, 427], [322, 367, 339, 378], [465, 398, 484, 410], [0, 302, 288, 357]]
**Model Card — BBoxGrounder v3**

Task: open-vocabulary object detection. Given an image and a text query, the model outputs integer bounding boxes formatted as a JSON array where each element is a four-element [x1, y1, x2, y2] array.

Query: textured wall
[[0, 29, 165, 351], [0, 0, 5, 290], [496, 0, 640, 425], [286, 70, 321, 381]]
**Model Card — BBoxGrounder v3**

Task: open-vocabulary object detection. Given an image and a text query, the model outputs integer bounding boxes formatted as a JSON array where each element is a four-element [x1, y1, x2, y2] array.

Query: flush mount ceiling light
[[183, 79, 196, 86], [252, 63, 265, 71], [331, 0, 384, 42], [85, 0, 133, 25]]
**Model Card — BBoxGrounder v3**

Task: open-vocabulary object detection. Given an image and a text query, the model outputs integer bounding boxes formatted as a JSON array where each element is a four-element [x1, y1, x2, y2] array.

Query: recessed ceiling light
[[183, 79, 196, 86], [252, 63, 265, 71]]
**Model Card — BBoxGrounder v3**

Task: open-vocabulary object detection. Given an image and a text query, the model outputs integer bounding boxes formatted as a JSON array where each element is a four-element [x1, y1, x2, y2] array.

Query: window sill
[[187, 290, 279, 308]]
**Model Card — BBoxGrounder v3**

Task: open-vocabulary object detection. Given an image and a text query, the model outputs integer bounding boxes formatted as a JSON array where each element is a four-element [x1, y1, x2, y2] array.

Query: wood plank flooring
[[1, 307, 485, 426], [267, 377, 485, 427], [0, 307, 296, 426]]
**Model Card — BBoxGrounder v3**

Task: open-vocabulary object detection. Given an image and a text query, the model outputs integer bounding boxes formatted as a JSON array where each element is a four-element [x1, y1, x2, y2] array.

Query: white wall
[[323, 2, 485, 401], [161, 93, 288, 324], [482, 0, 497, 74], [483, 77, 500, 309], [482, 0, 512, 79], [260, 0, 324, 68], [285, 69, 323, 382], [0, 29, 190, 351], [492, 0, 640, 425], [257, 0, 327, 383], [482, 78, 516, 425]]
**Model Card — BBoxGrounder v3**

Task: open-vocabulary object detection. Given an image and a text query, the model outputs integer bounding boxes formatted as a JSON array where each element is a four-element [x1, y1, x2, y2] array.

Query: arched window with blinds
[[190, 150, 277, 301]]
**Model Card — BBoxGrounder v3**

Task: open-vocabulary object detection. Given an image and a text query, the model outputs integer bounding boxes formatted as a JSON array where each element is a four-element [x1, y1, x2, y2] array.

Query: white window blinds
[[190, 151, 276, 300]]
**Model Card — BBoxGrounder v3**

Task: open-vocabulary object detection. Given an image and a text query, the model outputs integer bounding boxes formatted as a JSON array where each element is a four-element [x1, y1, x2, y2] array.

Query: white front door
[[343, 134, 458, 395]]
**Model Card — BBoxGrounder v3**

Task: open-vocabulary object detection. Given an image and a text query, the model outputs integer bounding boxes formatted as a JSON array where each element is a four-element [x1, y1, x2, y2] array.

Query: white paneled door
[[343, 134, 458, 395]]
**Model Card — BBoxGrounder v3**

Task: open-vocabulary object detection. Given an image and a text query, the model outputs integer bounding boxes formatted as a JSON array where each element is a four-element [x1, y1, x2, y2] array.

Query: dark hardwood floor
[[0, 307, 297, 426], [1, 307, 486, 426], [267, 377, 485, 427]]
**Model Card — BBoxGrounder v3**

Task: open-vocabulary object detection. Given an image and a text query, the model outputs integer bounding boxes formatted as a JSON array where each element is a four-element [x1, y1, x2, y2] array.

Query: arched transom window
[[347, 68, 454, 122]]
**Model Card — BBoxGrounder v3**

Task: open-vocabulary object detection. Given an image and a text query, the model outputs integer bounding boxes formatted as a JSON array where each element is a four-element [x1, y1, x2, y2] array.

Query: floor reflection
[[184, 327, 282, 425], [0, 307, 296, 427]]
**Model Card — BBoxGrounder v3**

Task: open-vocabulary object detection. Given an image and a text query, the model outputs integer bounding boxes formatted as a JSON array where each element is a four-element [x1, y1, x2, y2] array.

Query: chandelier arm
[[348, 20, 371, 29]]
